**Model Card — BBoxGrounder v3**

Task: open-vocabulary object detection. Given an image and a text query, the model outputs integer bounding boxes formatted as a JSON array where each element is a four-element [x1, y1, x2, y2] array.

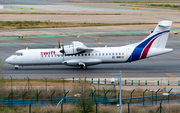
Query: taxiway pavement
[[0, 27, 180, 79]]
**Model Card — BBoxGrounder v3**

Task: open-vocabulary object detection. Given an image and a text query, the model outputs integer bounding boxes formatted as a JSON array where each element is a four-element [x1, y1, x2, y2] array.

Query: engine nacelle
[[64, 45, 85, 55], [63, 45, 77, 55]]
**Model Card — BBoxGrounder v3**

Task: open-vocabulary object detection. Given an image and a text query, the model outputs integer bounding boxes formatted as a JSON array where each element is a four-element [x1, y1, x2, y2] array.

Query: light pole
[[10, 76, 12, 92], [111, 71, 122, 113]]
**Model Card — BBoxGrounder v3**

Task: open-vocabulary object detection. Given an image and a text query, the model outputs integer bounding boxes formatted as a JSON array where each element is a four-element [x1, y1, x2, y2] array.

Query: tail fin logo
[[127, 30, 170, 61], [140, 34, 162, 59]]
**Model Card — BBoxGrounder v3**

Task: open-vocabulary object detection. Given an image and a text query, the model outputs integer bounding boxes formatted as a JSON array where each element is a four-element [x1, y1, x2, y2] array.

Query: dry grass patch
[[122, 3, 180, 10], [4, 81, 80, 86], [0, 21, 156, 30], [98, 105, 119, 113], [0, 12, 122, 15], [1, 103, 180, 113]]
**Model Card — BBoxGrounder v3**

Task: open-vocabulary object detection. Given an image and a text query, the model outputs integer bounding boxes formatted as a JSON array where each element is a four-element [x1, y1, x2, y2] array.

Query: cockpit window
[[13, 52, 23, 56]]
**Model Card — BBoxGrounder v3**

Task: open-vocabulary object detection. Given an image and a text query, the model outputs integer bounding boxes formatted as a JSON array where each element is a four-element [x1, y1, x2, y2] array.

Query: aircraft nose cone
[[5, 57, 11, 63]]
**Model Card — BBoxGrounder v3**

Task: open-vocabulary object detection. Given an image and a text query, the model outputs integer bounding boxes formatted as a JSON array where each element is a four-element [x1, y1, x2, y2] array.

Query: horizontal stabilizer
[[158, 21, 172, 27]]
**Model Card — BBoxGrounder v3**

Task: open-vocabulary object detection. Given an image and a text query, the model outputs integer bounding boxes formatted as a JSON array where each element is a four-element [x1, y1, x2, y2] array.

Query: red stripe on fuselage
[[140, 35, 161, 59]]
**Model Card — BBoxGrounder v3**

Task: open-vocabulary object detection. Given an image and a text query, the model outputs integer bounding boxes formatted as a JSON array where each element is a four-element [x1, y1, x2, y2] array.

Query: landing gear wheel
[[79, 65, 87, 69], [15, 65, 19, 70], [83, 65, 87, 70], [80, 65, 83, 69]]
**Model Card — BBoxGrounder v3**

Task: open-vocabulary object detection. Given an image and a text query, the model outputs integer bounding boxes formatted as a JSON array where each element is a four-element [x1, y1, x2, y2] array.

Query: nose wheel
[[15, 65, 19, 70]]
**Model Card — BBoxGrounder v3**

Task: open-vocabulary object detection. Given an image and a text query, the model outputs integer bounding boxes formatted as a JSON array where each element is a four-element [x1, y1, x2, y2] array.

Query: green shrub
[[164, 4, 171, 7]]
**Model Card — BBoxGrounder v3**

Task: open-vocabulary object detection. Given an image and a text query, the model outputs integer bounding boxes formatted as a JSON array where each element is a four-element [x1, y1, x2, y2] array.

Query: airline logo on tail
[[127, 30, 170, 62]]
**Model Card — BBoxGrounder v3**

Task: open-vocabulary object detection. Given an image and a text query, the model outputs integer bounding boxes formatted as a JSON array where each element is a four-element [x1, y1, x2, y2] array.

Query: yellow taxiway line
[[166, 73, 174, 77]]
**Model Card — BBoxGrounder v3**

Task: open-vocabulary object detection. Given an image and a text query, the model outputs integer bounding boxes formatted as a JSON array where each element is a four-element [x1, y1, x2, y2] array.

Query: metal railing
[[0, 97, 108, 107]]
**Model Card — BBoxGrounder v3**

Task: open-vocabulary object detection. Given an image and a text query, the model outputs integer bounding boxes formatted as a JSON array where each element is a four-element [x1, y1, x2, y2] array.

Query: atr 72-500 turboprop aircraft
[[6, 20, 173, 70]]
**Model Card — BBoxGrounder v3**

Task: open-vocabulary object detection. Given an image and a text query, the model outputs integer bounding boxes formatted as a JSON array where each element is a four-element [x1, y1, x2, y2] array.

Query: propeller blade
[[60, 43, 65, 53], [58, 41, 61, 48]]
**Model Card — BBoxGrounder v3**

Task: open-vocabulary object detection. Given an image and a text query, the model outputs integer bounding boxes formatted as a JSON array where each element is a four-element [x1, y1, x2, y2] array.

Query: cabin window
[[85, 54, 87, 56], [51, 55, 53, 57], [102, 53, 104, 56], [88, 54, 90, 56], [119, 53, 121, 55], [122, 53, 124, 55], [112, 53, 114, 55], [95, 53, 97, 56], [116, 53, 118, 55], [48, 55, 50, 57], [41, 55, 43, 57], [99, 53, 101, 56], [82, 54, 83, 56], [92, 54, 94, 56], [45, 55, 47, 57], [106, 53, 108, 56], [109, 53, 111, 55], [78, 54, 80, 56], [54, 55, 56, 57], [13, 53, 17, 55]]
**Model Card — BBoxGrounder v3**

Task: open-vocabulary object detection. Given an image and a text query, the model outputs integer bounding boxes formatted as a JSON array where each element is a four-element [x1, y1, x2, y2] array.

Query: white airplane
[[6, 20, 173, 70]]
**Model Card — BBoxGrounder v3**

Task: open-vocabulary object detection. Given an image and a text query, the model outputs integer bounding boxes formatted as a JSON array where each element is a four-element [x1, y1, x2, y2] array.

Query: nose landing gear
[[15, 65, 19, 70]]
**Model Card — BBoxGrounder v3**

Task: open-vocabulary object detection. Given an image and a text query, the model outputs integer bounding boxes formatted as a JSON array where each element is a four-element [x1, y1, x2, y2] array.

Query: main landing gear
[[80, 65, 87, 69], [15, 65, 19, 70], [78, 62, 87, 69]]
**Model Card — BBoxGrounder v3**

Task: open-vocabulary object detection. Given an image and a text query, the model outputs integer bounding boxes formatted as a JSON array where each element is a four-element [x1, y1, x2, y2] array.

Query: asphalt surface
[[0, 27, 180, 79], [0, 0, 178, 5]]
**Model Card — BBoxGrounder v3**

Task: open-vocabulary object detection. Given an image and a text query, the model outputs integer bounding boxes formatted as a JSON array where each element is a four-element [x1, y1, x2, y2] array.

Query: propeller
[[60, 43, 65, 54], [58, 41, 61, 48]]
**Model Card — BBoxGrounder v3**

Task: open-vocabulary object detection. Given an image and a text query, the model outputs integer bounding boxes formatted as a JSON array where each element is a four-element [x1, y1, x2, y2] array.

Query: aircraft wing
[[72, 41, 94, 53]]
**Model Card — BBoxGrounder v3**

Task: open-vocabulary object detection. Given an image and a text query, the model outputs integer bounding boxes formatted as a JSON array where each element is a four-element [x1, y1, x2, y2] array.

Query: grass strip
[[121, 3, 180, 10], [2, 104, 180, 113], [68, 1, 180, 3], [0, 78, 69, 83], [0, 12, 122, 15], [0, 21, 156, 30]]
